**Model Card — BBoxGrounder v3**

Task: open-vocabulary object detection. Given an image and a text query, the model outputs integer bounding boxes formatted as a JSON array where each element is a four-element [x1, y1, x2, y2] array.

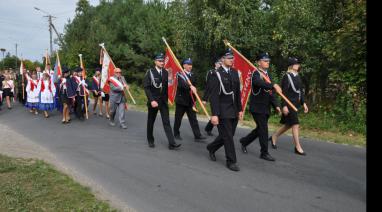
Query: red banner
[[231, 48, 257, 112], [164, 48, 182, 104]]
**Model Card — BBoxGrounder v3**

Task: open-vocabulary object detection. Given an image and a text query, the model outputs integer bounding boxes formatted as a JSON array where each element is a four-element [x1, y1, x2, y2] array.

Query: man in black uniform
[[239, 52, 282, 161], [202, 58, 222, 136], [143, 53, 181, 150], [173, 58, 206, 141], [206, 49, 243, 172]]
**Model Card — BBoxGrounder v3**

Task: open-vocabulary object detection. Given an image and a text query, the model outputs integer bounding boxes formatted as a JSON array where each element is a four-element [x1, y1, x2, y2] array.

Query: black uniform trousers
[[74, 91, 85, 119], [207, 118, 238, 164], [240, 112, 270, 154], [147, 103, 176, 145], [173, 104, 202, 138]]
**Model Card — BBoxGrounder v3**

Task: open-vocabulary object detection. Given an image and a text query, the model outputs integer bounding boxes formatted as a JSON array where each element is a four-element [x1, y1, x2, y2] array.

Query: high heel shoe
[[294, 147, 306, 156], [269, 137, 277, 149]]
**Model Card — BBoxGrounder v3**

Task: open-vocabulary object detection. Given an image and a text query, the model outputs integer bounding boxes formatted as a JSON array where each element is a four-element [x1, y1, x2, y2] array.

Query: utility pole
[[34, 7, 56, 55], [48, 15, 53, 55]]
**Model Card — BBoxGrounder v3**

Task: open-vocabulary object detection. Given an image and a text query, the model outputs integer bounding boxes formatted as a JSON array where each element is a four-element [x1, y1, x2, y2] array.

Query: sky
[[0, 0, 100, 62]]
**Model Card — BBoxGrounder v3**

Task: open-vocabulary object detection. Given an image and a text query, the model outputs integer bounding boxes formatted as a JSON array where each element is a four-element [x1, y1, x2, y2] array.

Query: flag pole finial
[[223, 39, 230, 46]]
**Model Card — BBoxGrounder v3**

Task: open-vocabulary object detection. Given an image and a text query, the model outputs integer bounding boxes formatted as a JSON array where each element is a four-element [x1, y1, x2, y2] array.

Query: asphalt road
[[0, 103, 366, 212]]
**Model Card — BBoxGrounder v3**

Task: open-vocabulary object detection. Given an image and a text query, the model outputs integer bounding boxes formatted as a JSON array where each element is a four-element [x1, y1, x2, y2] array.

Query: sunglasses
[[115, 72, 122, 74]]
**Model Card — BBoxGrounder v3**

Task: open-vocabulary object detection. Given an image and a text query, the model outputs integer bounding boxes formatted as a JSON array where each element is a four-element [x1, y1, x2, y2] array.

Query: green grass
[[0, 154, 116, 211], [126, 83, 366, 147]]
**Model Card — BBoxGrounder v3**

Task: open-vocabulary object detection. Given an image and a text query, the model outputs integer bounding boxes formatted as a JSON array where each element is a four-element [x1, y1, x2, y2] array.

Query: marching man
[[108, 68, 129, 129], [91, 67, 102, 116]]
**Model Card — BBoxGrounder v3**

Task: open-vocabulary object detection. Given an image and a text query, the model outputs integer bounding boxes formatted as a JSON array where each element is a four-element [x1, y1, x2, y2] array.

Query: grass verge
[[0, 154, 116, 211]]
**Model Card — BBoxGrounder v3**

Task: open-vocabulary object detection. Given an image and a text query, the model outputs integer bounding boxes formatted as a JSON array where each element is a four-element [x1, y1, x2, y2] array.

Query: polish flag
[[100, 48, 115, 94]]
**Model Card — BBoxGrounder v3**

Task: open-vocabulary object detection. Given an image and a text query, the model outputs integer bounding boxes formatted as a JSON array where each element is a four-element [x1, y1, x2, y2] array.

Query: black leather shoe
[[260, 153, 276, 161], [239, 139, 248, 154], [269, 136, 277, 149], [169, 143, 181, 150], [207, 146, 216, 161], [195, 135, 207, 142], [208, 151, 216, 161], [294, 147, 306, 156], [174, 135, 183, 140], [206, 131, 214, 136], [226, 163, 240, 171], [148, 142, 155, 148]]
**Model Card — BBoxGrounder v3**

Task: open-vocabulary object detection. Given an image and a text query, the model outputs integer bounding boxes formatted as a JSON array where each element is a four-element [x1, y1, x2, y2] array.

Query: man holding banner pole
[[173, 58, 206, 141], [239, 52, 282, 161]]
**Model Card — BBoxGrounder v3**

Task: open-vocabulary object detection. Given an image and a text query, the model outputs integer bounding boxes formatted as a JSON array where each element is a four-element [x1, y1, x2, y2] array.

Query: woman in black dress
[[269, 57, 309, 155], [59, 67, 71, 123]]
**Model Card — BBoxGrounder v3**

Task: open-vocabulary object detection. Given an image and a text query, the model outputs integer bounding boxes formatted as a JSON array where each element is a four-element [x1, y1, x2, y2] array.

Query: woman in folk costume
[[25, 71, 40, 114], [269, 57, 309, 155], [58, 66, 71, 124], [91, 67, 102, 116], [2, 73, 15, 109], [38, 71, 56, 118]]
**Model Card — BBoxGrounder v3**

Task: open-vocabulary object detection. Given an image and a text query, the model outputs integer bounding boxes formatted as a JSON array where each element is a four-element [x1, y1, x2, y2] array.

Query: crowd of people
[[0, 49, 309, 172]]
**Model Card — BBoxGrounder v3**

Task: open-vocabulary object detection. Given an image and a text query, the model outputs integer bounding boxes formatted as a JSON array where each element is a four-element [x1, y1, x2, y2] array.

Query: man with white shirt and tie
[[143, 53, 181, 150], [206, 49, 243, 171], [239, 52, 282, 161]]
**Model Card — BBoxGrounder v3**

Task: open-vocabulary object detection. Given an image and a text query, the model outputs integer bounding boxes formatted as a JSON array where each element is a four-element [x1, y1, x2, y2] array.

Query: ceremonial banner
[[231, 47, 256, 113], [224, 40, 298, 112], [100, 48, 115, 94], [164, 48, 182, 104], [53, 52, 62, 82]]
